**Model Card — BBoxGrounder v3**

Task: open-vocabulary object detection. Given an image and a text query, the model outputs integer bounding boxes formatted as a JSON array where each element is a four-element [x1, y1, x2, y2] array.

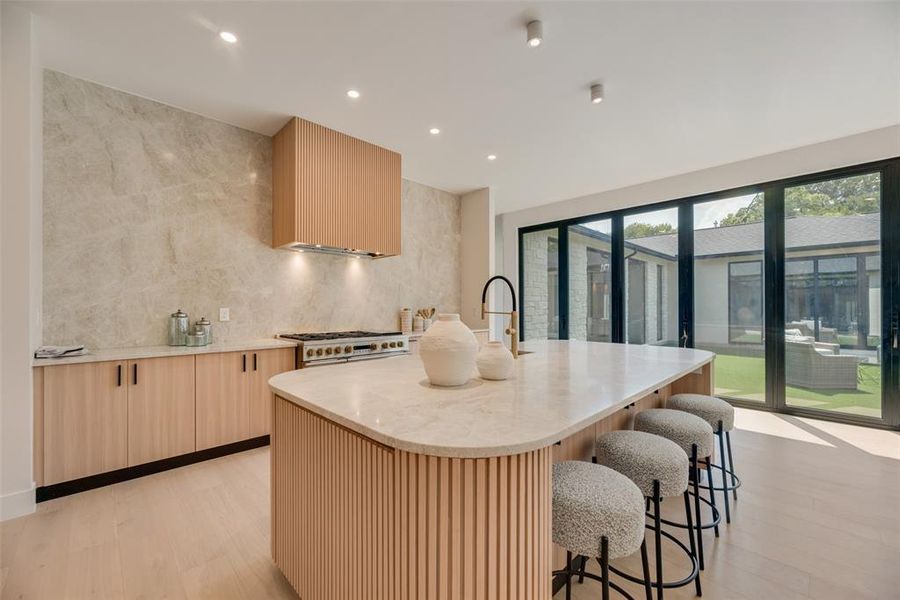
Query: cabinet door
[[127, 356, 195, 465], [248, 348, 296, 437], [43, 361, 128, 485], [195, 351, 251, 450]]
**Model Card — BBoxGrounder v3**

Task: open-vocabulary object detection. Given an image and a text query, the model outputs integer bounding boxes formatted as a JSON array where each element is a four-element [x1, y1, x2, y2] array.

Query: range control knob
[[344, 345, 353, 353], [334, 346, 342, 354], [381, 342, 389, 349], [369, 343, 377, 351], [325, 347, 333, 355], [315, 348, 323, 356], [398, 341, 404, 348], [306, 348, 314, 357]]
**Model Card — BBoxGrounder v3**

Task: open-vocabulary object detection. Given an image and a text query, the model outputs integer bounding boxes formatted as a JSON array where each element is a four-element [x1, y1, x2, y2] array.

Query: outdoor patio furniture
[[785, 340, 860, 390], [786, 320, 837, 343]]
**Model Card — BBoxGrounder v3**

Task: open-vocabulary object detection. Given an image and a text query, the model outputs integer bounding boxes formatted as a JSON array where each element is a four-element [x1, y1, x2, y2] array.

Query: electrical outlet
[[219, 307, 230, 322]]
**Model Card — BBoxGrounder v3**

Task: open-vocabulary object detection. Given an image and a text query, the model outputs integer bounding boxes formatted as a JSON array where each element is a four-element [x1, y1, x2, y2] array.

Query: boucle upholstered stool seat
[[596, 430, 688, 498], [667, 394, 734, 431], [552, 461, 652, 600], [634, 409, 714, 458], [634, 408, 720, 571], [667, 393, 741, 525], [595, 431, 700, 598]]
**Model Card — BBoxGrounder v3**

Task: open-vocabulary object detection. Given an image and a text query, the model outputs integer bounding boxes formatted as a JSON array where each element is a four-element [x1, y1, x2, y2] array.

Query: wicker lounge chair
[[784, 340, 859, 390]]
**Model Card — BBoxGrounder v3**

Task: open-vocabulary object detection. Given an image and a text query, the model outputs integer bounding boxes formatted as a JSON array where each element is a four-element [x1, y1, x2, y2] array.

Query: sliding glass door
[[568, 220, 612, 342], [782, 172, 883, 419], [518, 158, 900, 427], [521, 228, 560, 340], [624, 208, 679, 346], [693, 194, 766, 402]]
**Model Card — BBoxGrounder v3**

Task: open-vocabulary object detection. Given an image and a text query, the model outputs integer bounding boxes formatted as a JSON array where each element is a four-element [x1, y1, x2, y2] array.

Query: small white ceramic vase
[[419, 314, 478, 387], [476, 341, 514, 381]]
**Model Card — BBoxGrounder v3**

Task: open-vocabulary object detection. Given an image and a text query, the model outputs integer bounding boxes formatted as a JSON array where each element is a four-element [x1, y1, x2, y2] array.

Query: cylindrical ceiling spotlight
[[526, 20, 543, 47], [591, 83, 604, 104]]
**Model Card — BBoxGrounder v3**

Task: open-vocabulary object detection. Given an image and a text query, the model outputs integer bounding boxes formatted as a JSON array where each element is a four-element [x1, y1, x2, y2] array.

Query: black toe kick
[[36, 435, 270, 502]]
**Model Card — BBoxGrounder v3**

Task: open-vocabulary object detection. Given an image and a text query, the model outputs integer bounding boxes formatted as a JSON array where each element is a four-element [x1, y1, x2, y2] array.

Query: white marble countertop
[[269, 340, 715, 458], [33, 338, 297, 366], [407, 328, 489, 340]]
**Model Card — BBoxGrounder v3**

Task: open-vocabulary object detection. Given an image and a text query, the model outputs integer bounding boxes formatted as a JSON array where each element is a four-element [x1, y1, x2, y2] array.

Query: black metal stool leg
[[717, 422, 731, 524], [565, 551, 573, 600], [704, 457, 720, 537], [725, 430, 737, 501], [600, 536, 610, 600], [640, 539, 653, 600], [682, 491, 702, 596], [652, 480, 664, 600], [691, 445, 705, 570]]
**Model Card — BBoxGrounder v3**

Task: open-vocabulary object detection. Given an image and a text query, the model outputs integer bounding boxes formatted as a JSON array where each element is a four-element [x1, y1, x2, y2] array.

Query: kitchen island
[[268, 340, 714, 600]]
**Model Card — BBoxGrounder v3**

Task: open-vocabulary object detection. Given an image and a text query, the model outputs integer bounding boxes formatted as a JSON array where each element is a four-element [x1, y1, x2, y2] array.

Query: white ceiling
[[24, 1, 900, 214]]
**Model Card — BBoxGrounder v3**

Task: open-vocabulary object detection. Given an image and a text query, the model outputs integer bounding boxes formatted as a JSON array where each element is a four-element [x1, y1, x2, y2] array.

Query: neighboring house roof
[[572, 213, 880, 261]]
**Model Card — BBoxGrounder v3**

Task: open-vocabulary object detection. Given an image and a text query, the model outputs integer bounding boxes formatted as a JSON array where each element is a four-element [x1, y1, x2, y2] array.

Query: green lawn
[[713, 353, 882, 419]]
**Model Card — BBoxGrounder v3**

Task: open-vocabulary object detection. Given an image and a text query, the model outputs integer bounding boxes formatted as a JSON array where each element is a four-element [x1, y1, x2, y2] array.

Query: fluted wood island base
[[270, 341, 714, 600]]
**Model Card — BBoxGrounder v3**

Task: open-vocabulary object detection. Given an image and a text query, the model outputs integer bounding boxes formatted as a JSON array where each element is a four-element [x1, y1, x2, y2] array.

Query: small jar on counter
[[196, 317, 212, 344]]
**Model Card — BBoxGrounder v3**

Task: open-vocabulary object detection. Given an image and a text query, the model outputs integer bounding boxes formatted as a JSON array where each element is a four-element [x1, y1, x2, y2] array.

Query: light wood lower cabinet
[[249, 348, 295, 437], [37, 347, 295, 486], [43, 361, 128, 485], [196, 351, 251, 450], [127, 356, 196, 465], [195, 348, 296, 448]]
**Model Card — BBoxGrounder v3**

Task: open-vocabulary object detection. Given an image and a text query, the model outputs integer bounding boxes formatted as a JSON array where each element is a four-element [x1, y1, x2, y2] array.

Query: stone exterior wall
[[522, 227, 678, 344], [522, 230, 551, 340]]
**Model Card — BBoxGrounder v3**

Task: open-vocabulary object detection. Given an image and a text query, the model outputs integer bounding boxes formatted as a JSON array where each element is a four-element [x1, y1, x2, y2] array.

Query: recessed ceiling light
[[526, 20, 543, 47], [219, 31, 238, 44], [487, 154, 497, 161], [591, 83, 604, 104], [346, 89, 360, 99], [429, 127, 440, 135]]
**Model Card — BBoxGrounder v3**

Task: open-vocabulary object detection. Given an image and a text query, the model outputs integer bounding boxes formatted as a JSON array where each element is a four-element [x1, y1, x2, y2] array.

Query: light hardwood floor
[[1, 408, 898, 599]]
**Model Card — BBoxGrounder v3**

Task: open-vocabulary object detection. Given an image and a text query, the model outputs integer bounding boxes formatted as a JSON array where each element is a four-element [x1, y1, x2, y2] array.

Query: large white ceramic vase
[[419, 313, 478, 386]]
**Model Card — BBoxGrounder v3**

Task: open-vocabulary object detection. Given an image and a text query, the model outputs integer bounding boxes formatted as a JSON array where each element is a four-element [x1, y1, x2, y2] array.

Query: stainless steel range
[[279, 331, 409, 367]]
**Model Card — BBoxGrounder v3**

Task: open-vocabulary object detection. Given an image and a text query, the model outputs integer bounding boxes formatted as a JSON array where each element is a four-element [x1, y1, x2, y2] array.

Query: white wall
[[694, 258, 732, 345], [459, 188, 494, 329], [1, 2, 42, 521], [499, 126, 900, 292]]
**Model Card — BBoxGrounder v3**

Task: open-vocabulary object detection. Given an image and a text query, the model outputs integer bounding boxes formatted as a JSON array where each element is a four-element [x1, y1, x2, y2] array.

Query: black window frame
[[517, 156, 900, 430]]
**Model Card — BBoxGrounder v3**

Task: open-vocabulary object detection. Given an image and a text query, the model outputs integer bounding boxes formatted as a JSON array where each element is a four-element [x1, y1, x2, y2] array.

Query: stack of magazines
[[34, 345, 87, 359]]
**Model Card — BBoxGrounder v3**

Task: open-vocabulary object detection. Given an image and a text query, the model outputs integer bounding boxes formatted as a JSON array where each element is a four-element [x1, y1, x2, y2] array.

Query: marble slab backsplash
[[42, 70, 461, 349]]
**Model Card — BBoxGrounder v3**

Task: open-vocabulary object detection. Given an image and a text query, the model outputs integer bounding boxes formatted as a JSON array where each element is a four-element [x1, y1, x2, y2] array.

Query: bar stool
[[595, 430, 702, 599], [634, 409, 718, 571], [667, 394, 741, 524], [552, 461, 653, 600]]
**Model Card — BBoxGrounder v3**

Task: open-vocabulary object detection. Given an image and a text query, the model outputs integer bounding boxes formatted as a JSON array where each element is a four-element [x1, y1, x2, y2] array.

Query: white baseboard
[[0, 484, 36, 521]]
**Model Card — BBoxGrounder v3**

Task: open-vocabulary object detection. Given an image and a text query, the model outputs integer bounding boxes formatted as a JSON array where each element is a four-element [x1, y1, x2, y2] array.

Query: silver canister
[[167, 309, 189, 346], [185, 325, 207, 347], [196, 317, 212, 345]]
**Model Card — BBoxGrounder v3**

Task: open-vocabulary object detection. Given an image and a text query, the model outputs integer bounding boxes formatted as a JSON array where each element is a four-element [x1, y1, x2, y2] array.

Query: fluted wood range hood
[[272, 117, 402, 258]]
